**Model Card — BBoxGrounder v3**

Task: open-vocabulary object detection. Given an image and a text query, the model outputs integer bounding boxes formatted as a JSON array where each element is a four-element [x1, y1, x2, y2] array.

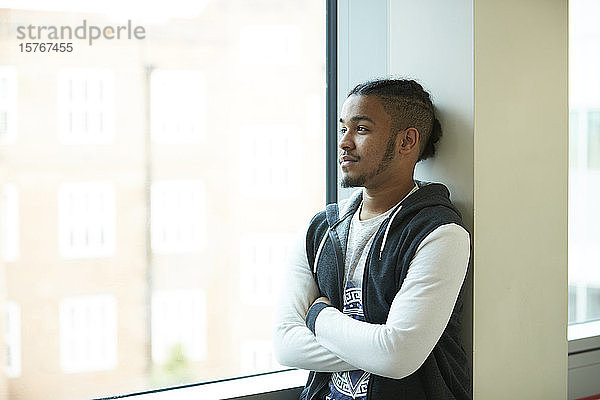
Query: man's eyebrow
[[339, 115, 375, 124]]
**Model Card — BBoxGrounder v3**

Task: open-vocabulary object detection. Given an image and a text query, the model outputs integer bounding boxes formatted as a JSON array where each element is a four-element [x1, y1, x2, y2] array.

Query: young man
[[273, 79, 471, 400]]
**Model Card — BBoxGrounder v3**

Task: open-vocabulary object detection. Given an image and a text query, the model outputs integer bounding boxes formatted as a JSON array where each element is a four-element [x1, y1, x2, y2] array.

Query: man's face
[[338, 95, 399, 189]]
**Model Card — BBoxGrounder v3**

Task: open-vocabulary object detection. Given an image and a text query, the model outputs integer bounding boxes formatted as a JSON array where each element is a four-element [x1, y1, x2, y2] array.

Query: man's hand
[[311, 296, 331, 308]]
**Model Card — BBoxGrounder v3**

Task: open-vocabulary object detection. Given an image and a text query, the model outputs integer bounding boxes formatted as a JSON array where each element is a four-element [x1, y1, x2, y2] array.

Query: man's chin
[[341, 175, 365, 188]]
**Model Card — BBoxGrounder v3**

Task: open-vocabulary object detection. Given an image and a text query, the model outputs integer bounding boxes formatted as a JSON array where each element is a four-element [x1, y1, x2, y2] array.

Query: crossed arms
[[272, 223, 470, 380]]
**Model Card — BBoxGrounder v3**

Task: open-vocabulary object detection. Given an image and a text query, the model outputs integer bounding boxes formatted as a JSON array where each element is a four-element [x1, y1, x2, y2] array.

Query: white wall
[[386, 0, 475, 373], [337, 0, 389, 201]]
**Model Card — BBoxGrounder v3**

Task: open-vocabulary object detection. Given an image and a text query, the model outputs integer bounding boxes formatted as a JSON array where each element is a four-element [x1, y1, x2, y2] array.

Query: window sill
[[569, 320, 600, 351], [100, 369, 308, 400]]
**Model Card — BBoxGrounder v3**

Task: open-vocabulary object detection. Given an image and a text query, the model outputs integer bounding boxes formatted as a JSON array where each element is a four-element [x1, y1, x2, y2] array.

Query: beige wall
[[473, 0, 568, 397]]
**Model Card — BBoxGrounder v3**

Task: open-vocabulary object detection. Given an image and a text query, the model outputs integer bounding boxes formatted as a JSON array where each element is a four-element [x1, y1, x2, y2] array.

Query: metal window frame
[[326, 0, 338, 204]]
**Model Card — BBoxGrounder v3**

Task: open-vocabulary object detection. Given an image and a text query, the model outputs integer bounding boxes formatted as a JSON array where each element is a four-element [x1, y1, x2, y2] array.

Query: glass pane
[[0, 2, 325, 398], [568, 0, 600, 337]]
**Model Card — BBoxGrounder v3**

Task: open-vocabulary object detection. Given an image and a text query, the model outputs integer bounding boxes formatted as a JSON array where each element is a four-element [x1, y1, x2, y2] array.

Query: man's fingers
[[313, 296, 331, 306]]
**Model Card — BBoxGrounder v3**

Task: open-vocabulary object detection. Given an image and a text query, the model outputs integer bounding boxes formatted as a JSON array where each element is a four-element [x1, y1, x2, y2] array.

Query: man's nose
[[338, 131, 354, 151]]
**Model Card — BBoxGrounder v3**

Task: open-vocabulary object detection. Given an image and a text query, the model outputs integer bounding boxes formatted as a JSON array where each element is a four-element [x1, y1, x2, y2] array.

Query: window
[[0, 66, 17, 144], [239, 125, 301, 197], [57, 68, 114, 144], [151, 180, 204, 254], [0, 1, 326, 398], [58, 182, 116, 259], [239, 25, 302, 66], [151, 290, 206, 365], [59, 294, 117, 373], [569, 0, 600, 340], [587, 110, 600, 170], [4, 301, 21, 378], [240, 340, 280, 375], [239, 234, 293, 305], [151, 70, 205, 143], [1, 184, 19, 262]]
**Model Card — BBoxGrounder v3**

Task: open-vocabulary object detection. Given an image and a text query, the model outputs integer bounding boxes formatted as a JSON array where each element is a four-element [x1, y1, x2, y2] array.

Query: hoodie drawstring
[[378, 184, 420, 260], [313, 227, 330, 273], [379, 205, 403, 260]]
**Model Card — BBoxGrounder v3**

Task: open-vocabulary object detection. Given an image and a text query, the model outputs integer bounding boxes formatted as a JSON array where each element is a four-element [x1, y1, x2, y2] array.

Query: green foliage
[[150, 342, 194, 387]]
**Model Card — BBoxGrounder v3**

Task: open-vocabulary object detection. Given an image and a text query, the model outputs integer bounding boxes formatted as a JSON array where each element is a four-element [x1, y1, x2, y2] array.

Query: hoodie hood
[[394, 180, 462, 223], [331, 180, 462, 260], [336, 180, 461, 226]]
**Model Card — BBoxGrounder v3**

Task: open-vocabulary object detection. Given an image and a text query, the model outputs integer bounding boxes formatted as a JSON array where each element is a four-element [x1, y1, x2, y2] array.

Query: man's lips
[[339, 155, 358, 167]]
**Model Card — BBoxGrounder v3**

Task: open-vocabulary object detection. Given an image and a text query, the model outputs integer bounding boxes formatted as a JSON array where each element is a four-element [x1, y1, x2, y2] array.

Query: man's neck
[[359, 177, 416, 220]]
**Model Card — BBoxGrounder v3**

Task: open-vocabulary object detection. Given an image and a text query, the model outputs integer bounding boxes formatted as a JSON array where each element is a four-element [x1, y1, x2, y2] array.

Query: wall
[[472, 0, 568, 397]]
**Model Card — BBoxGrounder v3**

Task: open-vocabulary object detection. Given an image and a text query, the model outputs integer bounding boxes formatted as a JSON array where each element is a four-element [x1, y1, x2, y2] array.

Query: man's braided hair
[[348, 79, 442, 162]]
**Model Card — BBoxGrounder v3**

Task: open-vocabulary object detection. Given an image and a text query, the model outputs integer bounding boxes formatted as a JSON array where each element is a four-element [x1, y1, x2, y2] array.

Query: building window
[[150, 70, 205, 143], [59, 294, 117, 373], [58, 181, 116, 259], [5, 301, 21, 378], [151, 290, 206, 365], [0, 66, 17, 144], [151, 180, 204, 254], [240, 25, 302, 66], [240, 340, 280, 375], [239, 234, 292, 305], [57, 68, 114, 144], [1, 183, 19, 262], [569, 284, 600, 324], [239, 125, 301, 197], [587, 110, 600, 170]]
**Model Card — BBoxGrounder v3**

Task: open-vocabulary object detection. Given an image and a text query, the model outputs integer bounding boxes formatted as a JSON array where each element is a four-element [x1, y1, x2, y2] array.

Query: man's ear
[[398, 127, 419, 154]]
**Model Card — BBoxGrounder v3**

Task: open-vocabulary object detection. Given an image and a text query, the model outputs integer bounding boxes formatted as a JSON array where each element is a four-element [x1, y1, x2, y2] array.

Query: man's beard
[[340, 132, 398, 188], [341, 173, 365, 188]]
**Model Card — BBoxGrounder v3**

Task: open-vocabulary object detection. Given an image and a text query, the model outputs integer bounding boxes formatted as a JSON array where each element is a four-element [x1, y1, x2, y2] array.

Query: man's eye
[[339, 128, 347, 135], [357, 126, 368, 132]]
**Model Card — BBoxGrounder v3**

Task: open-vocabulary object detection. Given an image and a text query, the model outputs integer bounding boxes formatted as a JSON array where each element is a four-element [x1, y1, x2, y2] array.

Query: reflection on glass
[[0, 1, 325, 398]]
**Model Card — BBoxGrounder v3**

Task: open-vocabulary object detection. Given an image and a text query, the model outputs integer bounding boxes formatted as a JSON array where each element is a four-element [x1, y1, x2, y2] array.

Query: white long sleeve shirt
[[273, 200, 470, 380]]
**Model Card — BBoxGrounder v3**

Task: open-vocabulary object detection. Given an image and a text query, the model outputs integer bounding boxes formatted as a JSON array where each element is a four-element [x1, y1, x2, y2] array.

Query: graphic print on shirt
[[326, 281, 370, 400]]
